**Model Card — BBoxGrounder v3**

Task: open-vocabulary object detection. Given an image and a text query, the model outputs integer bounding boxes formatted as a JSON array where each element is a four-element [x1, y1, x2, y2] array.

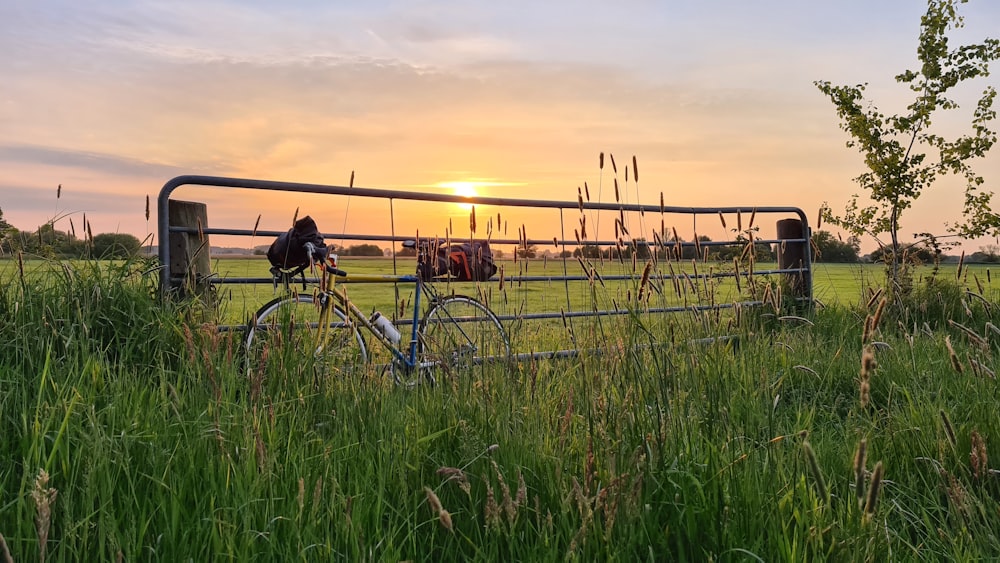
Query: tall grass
[[2, 255, 1000, 561]]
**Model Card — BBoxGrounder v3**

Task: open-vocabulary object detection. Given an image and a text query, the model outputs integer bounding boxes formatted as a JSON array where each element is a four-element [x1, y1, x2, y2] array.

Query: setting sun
[[436, 181, 483, 211], [438, 181, 480, 199]]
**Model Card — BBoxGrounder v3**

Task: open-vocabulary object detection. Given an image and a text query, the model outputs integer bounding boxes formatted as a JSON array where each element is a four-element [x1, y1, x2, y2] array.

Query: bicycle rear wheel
[[246, 294, 367, 379], [418, 295, 509, 378]]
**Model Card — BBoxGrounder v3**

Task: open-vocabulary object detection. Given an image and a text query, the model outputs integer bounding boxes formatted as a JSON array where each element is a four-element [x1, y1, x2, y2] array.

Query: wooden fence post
[[168, 200, 213, 302], [776, 218, 810, 299]]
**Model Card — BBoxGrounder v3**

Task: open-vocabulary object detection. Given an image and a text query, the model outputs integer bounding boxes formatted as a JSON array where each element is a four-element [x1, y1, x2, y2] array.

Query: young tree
[[816, 0, 1000, 284]]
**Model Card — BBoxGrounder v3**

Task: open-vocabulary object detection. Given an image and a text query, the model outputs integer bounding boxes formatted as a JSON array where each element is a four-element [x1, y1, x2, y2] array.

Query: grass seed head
[[971, 430, 988, 480], [940, 410, 957, 448], [945, 336, 963, 373], [484, 478, 500, 528], [802, 441, 828, 502], [0, 533, 12, 563], [516, 471, 527, 507], [439, 508, 453, 532], [32, 468, 57, 563], [864, 461, 884, 517], [424, 486, 443, 514], [871, 297, 887, 333], [854, 439, 868, 506]]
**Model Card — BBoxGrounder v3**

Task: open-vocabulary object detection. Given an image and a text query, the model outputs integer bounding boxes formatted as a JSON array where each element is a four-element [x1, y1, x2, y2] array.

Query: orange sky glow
[[1, 1, 999, 255]]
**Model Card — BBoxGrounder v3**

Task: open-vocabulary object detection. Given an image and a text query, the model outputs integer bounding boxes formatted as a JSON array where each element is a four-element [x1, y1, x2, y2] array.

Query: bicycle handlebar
[[304, 242, 347, 277]]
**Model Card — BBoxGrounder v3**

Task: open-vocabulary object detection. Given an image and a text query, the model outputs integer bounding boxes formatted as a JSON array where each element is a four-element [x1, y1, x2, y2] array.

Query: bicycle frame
[[312, 260, 433, 372]]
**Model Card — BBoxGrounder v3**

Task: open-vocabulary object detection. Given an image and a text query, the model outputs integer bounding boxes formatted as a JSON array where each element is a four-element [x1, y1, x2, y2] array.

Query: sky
[[1, 0, 999, 254]]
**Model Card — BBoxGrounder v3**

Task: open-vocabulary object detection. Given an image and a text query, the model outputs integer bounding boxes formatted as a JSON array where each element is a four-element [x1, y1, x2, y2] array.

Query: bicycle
[[245, 240, 510, 387]]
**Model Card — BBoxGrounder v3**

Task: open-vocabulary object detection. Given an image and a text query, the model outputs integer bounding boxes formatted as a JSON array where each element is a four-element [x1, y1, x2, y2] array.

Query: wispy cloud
[[0, 145, 192, 178]]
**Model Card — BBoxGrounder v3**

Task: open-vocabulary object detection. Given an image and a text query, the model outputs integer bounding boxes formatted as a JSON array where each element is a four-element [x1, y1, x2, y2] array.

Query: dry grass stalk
[[947, 319, 988, 349], [424, 486, 442, 513], [0, 533, 12, 563], [32, 468, 57, 563], [637, 260, 652, 302], [945, 336, 963, 373], [956, 251, 965, 281], [940, 410, 957, 448], [439, 509, 453, 532], [632, 155, 639, 182], [802, 441, 828, 502], [254, 423, 267, 471], [516, 471, 527, 508], [865, 288, 884, 310], [970, 430, 988, 480], [860, 346, 875, 408], [424, 486, 453, 532], [969, 358, 995, 379], [297, 477, 306, 513], [862, 315, 873, 343], [945, 470, 972, 521], [732, 258, 742, 293], [15, 251, 23, 286], [864, 461, 884, 517], [437, 467, 471, 497], [483, 478, 500, 528], [871, 297, 887, 334], [854, 439, 868, 507], [987, 322, 1000, 339], [491, 460, 516, 524], [312, 478, 323, 513]]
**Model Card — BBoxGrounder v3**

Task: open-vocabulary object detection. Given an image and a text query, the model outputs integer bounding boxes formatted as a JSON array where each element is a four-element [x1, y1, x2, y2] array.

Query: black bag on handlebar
[[417, 240, 497, 282], [267, 216, 326, 273]]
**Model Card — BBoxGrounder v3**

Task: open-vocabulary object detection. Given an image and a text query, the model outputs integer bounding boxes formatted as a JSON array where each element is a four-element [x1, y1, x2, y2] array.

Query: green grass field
[[2, 255, 1000, 560]]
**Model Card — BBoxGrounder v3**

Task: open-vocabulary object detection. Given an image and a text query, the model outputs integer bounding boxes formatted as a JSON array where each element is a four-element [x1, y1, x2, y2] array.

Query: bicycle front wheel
[[418, 295, 509, 377], [246, 294, 368, 379]]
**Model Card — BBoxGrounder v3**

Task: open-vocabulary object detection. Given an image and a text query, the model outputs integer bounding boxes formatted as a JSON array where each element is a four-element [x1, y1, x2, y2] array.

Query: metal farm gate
[[158, 175, 812, 361]]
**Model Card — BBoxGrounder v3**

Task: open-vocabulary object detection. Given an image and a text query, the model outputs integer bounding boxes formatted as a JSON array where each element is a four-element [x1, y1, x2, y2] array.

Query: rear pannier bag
[[267, 216, 326, 273], [417, 240, 497, 282]]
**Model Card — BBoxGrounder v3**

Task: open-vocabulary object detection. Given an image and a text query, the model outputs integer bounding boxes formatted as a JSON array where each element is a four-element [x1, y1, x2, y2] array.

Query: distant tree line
[[253, 243, 385, 257], [566, 236, 777, 262], [0, 207, 143, 259], [810, 230, 861, 263]]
